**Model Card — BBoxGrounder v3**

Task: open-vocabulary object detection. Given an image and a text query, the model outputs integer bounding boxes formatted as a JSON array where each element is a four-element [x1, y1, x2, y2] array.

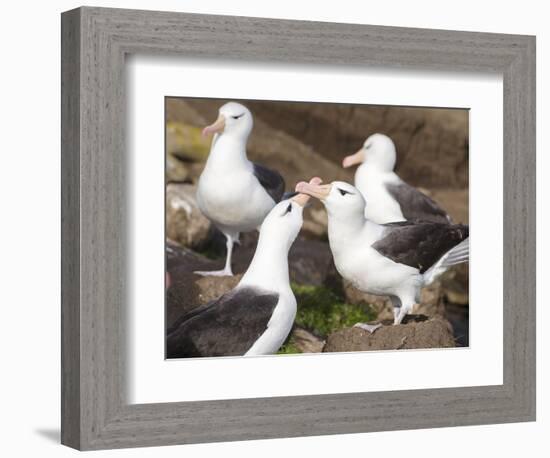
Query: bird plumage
[[343, 133, 452, 224], [167, 188, 317, 358], [296, 180, 469, 325], [195, 102, 287, 276], [166, 287, 280, 358]]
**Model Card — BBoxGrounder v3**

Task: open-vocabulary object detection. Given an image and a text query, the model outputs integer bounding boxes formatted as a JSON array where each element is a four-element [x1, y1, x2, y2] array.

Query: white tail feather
[[423, 237, 469, 285]]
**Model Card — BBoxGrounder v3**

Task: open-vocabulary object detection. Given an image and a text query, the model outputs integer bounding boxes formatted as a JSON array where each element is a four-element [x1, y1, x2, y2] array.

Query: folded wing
[[166, 287, 280, 358]]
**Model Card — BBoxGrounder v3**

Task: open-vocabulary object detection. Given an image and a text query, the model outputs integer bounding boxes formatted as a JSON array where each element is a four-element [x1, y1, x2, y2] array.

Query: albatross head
[[258, 178, 321, 252], [202, 102, 253, 140], [342, 133, 397, 172], [295, 180, 366, 222]]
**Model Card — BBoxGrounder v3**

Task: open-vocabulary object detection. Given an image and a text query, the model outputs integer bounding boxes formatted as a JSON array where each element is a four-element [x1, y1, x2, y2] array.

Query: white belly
[[197, 169, 275, 233], [329, 225, 421, 298], [245, 294, 297, 356]]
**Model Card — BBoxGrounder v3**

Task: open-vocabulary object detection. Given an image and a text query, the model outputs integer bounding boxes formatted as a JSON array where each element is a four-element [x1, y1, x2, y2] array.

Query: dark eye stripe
[[338, 188, 350, 196], [232, 113, 245, 119], [285, 203, 292, 213]]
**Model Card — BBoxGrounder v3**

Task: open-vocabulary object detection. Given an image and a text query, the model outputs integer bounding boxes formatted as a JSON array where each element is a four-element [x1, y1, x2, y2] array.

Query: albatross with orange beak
[[195, 102, 286, 276], [295, 179, 469, 326], [342, 133, 451, 224]]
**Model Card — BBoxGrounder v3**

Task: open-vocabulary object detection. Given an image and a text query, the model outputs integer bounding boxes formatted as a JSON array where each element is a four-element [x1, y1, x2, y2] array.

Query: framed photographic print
[[61, 6, 536, 450]]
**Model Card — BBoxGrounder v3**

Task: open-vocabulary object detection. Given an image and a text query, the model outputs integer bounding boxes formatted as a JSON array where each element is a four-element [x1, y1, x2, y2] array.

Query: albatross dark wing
[[166, 287, 279, 358], [253, 162, 285, 203], [386, 182, 451, 224], [372, 221, 468, 273]]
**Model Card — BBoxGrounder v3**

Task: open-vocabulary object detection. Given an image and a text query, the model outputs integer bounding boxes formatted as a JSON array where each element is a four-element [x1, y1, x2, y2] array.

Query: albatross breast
[[197, 167, 275, 231]]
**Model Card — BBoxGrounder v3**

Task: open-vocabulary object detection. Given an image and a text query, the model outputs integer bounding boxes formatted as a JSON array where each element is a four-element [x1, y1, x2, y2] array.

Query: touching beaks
[[202, 114, 226, 137], [292, 177, 323, 206], [342, 148, 364, 168], [295, 178, 331, 201]]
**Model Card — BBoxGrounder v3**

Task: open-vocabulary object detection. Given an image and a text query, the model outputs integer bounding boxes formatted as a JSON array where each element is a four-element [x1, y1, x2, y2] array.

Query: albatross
[[196, 101, 286, 276], [342, 133, 451, 224], [295, 180, 469, 326], [166, 180, 320, 358]]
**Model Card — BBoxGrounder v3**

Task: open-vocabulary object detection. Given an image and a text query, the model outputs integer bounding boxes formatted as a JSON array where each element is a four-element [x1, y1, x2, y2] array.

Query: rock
[[442, 279, 469, 305], [166, 152, 190, 183], [415, 281, 446, 316], [166, 242, 243, 329], [194, 274, 242, 305], [166, 183, 211, 248], [290, 326, 325, 353], [323, 316, 455, 352], [444, 304, 469, 347], [440, 263, 469, 305], [430, 188, 469, 224], [289, 239, 339, 286], [166, 121, 211, 162], [239, 101, 469, 189], [229, 235, 338, 286], [166, 98, 208, 126], [166, 240, 210, 270], [301, 205, 329, 239], [166, 121, 211, 184]]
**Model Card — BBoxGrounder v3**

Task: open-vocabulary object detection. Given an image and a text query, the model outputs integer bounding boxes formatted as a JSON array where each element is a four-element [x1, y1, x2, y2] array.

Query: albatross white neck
[[238, 231, 292, 294], [204, 131, 251, 173], [327, 211, 383, 255]]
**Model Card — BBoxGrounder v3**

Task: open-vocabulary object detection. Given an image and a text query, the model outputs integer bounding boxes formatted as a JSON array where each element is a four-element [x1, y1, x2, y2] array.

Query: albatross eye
[[285, 203, 293, 214], [338, 188, 351, 196], [232, 113, 245, 120]]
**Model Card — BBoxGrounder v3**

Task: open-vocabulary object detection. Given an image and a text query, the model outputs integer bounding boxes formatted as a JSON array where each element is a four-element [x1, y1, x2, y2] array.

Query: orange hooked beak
[[202, 114, 226, 137], [342, 148, 364, 168], [295, 177, 331, 201], [291, 177, 323, 206]]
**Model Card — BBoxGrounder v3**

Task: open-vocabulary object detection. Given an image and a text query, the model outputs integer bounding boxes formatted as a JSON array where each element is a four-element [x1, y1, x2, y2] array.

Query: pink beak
[[202, 114, 226, 137], [295, 177, 331, 201], [342, 148, 364, 168], [292, 177, 323, 206]]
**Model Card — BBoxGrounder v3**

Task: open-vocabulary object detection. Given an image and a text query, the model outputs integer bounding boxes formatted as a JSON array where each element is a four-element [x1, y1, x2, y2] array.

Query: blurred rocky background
[[165, 97, 469, 354]]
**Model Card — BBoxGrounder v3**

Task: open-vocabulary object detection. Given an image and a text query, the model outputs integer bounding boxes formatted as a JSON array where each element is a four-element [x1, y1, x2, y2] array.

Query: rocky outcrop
[[166, 184, 211, 248], [342, 279, 446, 321], [431, 188, 469, 224], [323, 316, 455, 352], [166, 243, 243, 329], [240, 100, 469, 189], [166, 115, 210, 184], [289, 326, 325, 353]]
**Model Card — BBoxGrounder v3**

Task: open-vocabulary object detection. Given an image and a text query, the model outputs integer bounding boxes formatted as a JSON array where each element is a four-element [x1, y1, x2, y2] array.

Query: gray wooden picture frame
[[61, 6, 536, 451]]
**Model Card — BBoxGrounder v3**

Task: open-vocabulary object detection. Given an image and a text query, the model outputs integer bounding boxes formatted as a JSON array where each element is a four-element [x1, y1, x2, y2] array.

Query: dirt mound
[[324, 316, 456, 352]]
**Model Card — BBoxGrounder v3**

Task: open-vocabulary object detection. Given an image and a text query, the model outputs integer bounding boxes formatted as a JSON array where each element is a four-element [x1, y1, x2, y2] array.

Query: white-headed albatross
[[295, 180, 469, 326], [166, 180, 320, 358], [342, 133, 451, 224], [196, 101, 286, 276]]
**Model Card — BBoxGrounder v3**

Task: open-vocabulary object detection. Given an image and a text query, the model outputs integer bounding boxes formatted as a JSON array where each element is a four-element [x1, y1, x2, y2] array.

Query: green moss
[[291, 283, 376, 338]]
